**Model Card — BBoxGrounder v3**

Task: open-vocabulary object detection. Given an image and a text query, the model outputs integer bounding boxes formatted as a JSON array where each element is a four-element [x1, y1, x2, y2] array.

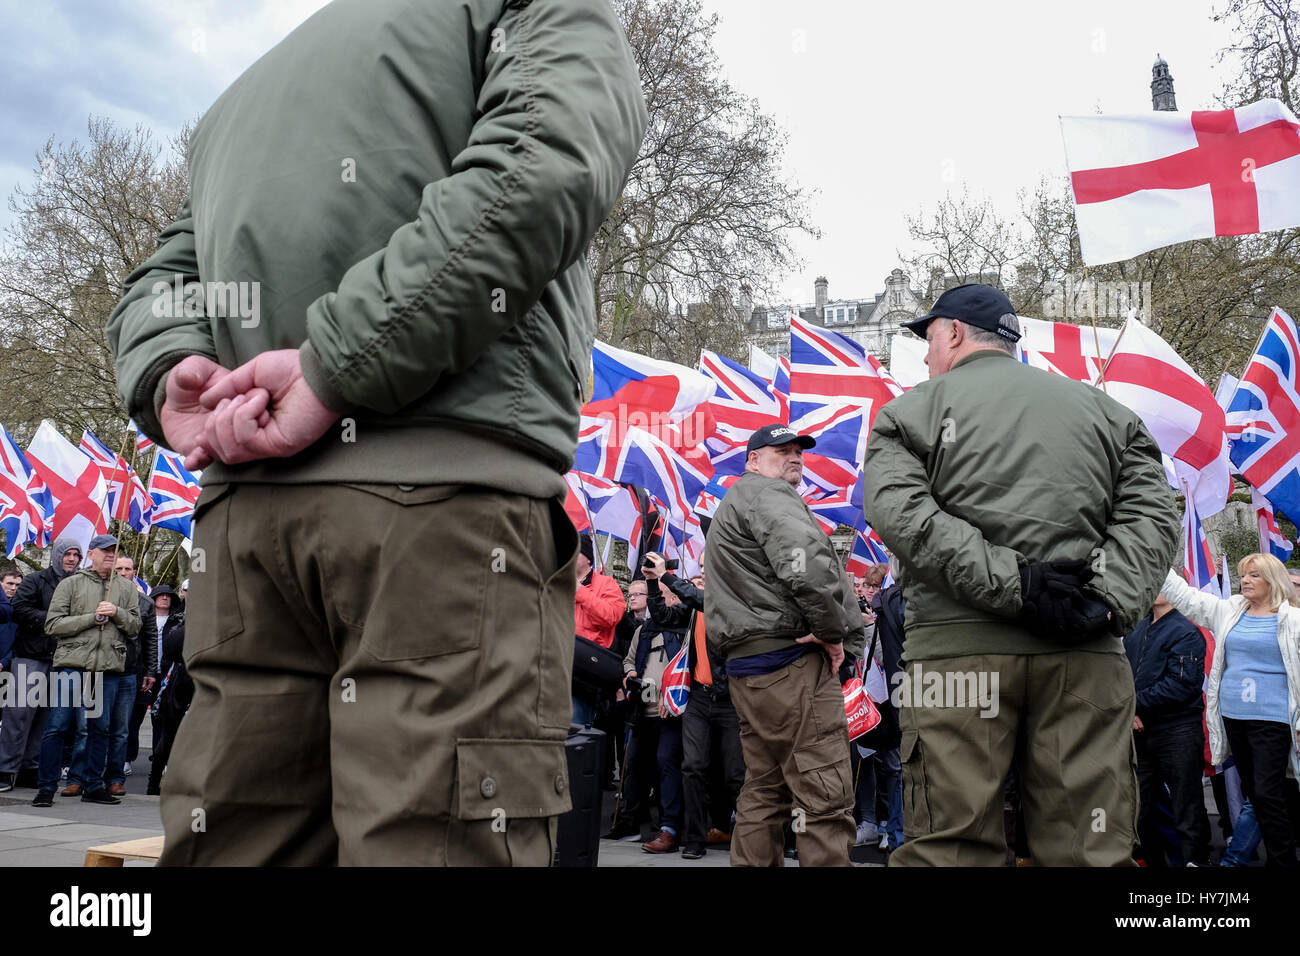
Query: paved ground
[[0, 728, 1241, 867], [0, 722, 163, 867]]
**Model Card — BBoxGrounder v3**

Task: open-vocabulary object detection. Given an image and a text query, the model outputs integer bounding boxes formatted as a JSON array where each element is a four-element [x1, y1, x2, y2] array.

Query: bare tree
[[1215, 0, 1300, 111], [592, 0, 816, 357], [0, 117, 191, 578]]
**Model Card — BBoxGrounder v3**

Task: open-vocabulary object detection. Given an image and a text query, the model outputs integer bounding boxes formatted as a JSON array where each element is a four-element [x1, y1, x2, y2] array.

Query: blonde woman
[[1161, 554, 1300, 868]]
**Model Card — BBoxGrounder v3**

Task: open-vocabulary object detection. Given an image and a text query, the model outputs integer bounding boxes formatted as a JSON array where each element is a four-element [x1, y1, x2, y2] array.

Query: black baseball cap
[[746, 423, 815, 455], [901, 283, 1021, 342]]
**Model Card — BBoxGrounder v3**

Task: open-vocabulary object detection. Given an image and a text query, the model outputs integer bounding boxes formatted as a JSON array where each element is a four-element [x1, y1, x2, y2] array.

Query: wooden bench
[[84, 836, 164, 867]]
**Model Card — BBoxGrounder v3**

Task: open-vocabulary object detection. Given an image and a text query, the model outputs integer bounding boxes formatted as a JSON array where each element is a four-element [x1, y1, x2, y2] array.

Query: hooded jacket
[[11, 537, 81, 663]]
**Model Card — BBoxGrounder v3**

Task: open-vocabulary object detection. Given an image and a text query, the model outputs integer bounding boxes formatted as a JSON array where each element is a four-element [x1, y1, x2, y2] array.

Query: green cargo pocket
[[793, 736, 852, 811], [184, 484, 245, 659], [448, 738, 570, 867], [899, 729, 933, 835]]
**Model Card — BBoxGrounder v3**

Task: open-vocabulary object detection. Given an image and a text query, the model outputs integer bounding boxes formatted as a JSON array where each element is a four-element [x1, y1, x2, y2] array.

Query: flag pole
[[574, 481, 604, 575], [1082, 266, 1108, 394]]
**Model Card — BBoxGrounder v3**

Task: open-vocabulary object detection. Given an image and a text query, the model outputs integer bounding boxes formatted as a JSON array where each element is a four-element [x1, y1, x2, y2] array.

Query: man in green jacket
[[105, 0, 647, 864], [33, 536, 141, 808], [863, 284, 1179, 867], [705, 424, 863, 866]]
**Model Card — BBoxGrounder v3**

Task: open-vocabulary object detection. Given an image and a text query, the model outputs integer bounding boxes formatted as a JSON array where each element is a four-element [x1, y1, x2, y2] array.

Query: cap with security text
[[901, 283, 1021, 342], [746, 423, 816, 455]]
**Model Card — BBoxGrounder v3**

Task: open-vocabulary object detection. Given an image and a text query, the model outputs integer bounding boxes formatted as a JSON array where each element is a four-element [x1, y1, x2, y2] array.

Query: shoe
[[108, 782, 126, 797], [14, 768, 39, 789], [878, 832, 890, 851], [124, 762, 132, 776], [60, 766, 67, 779], [706, 827, 731, 845], [146, 785, 160, 796], [784, 846, 799, 860], [602, 821, 640, 841], [81, 789, 121, 805], [60, 783, 82, 797], [32, 790, 54, 807], [854, 820, 879, 847], [0, 772, 13, 793], [681, 845, 706, 860], [642, 829, 679, 853]]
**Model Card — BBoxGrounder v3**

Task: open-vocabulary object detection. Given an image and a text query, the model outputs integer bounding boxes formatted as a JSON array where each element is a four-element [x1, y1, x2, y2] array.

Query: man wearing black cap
[[704, 423, 863, 866], [32, 535, 142, 807], [863, 283, 1179, 866]]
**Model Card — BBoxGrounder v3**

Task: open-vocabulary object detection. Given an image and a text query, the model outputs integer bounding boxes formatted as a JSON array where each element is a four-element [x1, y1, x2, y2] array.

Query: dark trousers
[[1222, 717, 1298, 867], [126, 681, 159, 763], [1135, 720, 1211, 866], [0, 658, 50, 773], [621, 714, 683, 832], [681, 686, 744, 850], [148, 701, 189, 793]]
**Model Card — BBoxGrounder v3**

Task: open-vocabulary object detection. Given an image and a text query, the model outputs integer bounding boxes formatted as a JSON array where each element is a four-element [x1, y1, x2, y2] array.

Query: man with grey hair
[[864, 282, 1179, 866]]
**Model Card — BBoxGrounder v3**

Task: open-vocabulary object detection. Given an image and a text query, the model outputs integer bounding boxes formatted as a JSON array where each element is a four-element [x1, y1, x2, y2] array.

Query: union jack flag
[[806, 483, 866, 535], [1183, 490, 1218, 592], [1226, 308, 1300, 519], [147, 449, 201, 538], [845, 527, 891, 580], [574, 415, 708, 547], [0, 425, 50, 557], [79, 430, 131, 521], [128, 418, 155, 454], [660, 641, 691, 716], [789, 319, 902, 466], [1250, 485, 1295, 562], [700, 349, 785, 478], [79, 430, 153, 531]]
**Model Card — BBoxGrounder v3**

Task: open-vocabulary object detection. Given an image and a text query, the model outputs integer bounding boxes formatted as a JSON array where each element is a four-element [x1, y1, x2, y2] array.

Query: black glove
[[1019, 559, 1107, 641]]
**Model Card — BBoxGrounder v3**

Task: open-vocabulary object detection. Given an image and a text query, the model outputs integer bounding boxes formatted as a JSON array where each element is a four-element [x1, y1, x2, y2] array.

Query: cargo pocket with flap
[[448, 738, 571, 866], [793, 735, 853, 810], [899, 729, 933, 835]]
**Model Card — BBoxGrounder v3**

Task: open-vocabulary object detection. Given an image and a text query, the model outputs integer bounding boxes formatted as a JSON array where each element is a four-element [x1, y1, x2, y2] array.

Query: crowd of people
[[0, 535, 192, 804], [566, 287, 1300, 868]]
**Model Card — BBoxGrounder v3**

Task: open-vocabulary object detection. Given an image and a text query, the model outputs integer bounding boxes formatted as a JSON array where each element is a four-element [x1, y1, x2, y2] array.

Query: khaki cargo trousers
[[159, 482, 578, 866], [727, 650, 855, 866], [889, 650, 1139, 867]]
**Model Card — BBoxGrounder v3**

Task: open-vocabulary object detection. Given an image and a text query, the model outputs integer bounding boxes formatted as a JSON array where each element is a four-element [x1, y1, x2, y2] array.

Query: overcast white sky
[[0, 0, 1236, 304]]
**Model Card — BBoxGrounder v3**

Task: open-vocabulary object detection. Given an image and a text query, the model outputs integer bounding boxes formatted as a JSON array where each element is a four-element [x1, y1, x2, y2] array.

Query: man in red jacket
[[572, 536, 626, 726]]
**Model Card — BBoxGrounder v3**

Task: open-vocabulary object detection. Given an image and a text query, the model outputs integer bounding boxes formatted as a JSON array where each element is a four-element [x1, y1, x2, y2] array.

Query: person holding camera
[[618, 557, 691, 852], [643, 556, 744, 860]]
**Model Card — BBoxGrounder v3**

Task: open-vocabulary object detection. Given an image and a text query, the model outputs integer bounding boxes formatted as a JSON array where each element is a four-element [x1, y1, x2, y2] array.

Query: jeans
[[1220, 799, 1261, 866], [874, 750, 903, 849], [621, 713, 684, 833], [103, 673, 138, 786], [571, 696, 595, 727], [37, 668, 89, 792], [81, 673, 129, 794]]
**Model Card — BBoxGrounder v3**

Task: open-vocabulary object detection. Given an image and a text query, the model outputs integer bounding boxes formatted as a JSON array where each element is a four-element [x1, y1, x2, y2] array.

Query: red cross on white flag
[[1061, 98, 1300, 265]]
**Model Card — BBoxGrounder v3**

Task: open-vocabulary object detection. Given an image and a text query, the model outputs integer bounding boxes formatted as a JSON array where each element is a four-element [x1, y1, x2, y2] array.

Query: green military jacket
[[862, 348, 1179, 661], [45, 569, 143, 674], [106, 0, 648, 497], [704, 471, 865, 663]]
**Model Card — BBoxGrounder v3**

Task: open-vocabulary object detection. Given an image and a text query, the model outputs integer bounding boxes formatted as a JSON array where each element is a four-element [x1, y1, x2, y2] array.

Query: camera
[[643, 556, 679, 571], [858, 597, 869, 612], [624, 676, 645, 693]]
